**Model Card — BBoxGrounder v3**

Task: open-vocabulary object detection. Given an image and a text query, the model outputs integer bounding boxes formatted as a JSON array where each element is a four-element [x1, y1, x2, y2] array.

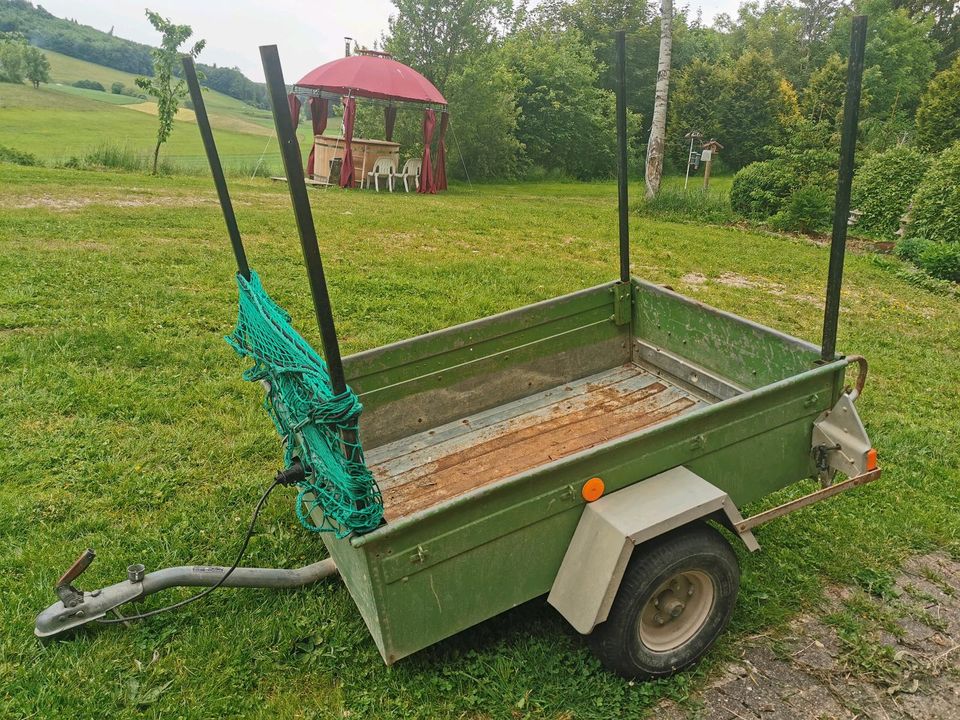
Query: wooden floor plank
[[371, 362, 710, 522], [370, 366, 659, 481], [366, 364, 643, 466]]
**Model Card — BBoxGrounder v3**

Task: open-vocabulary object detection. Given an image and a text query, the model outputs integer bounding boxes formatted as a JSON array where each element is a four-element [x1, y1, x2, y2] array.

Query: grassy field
[[42, 48, 277, 124], [0, 163, 957, 718], [1, 50, 324, 172], [0, 82, 312, 173]]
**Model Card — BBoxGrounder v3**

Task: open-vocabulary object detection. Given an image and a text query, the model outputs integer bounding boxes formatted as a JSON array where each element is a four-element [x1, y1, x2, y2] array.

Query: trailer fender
[[547, 466, 758, 635]]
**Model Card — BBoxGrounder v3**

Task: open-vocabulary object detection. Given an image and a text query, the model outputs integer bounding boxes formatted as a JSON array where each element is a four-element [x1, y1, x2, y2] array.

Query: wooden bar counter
[[312, 135, 400, 187]]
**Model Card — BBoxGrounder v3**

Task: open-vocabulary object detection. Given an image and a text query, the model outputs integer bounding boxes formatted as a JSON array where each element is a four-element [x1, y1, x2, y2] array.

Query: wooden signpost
[[701, 139, 723, 190]]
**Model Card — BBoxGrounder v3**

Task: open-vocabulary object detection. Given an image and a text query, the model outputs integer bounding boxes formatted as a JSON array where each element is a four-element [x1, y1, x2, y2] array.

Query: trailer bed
[[368, 363, 712, 521]]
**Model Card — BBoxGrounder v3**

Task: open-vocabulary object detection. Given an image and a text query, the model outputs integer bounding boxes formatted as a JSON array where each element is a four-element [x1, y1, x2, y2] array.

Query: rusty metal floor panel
[[367, 363, 711, 522]]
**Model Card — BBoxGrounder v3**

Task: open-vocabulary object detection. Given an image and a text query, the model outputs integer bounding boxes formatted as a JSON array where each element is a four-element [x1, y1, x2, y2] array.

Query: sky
[[37, 0, 745, 83]]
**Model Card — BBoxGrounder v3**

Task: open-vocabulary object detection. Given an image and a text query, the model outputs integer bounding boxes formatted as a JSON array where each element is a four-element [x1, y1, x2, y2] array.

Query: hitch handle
[[846, 354, 867, 401], [57, 549, 95, 588]]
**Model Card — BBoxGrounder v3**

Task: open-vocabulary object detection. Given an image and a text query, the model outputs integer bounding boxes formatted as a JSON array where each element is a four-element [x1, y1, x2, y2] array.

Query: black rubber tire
[[589, 522, 740, 679]]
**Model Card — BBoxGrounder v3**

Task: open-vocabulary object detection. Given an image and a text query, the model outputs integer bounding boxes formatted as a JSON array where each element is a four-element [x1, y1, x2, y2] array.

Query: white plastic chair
[[367, 156, 397, 192], [397, 158, 422, 192]]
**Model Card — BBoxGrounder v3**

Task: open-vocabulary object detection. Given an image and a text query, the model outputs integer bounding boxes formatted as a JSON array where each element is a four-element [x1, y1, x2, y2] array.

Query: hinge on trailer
[[611, 282, 631, 326]]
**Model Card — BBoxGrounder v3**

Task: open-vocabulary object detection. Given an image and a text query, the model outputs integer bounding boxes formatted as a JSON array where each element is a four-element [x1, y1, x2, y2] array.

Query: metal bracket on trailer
[[548, 467, 758, 635], [811, 356, 875, 486], [611, 282, 632, 326]]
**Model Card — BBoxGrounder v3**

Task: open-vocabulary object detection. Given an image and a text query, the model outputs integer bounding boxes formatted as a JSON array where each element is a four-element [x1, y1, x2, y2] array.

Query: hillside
[[42, 49, 275, 131], [0, 80, 316, 173], [0, 0, 269, 107]]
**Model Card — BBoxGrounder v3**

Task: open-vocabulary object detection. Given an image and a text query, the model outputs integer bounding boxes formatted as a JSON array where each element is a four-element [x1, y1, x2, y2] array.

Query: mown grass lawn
[[0, 164, 957, 718]]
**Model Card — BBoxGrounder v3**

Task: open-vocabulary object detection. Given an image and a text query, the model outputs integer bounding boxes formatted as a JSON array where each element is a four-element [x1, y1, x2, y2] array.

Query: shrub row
[[71, 79, 105, 91], [729, 138, 958, 283], [905, 143, 960, 246], [0, 144, 40, 166], [851, 147, 931, 238], [896, 237, 960, 283]]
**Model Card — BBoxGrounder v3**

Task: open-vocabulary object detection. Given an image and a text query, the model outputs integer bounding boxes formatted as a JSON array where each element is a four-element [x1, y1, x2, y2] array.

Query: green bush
[[852, 146, 931, 238], [0, 144, 40, 166], [771, 185, 834, 233], [72, 79, 105, 91], [896, 237, 960, 282], [730, 118, 839, 231], [905, 142, 960, 245], [110, 81, 124, 94], [730, 160, 796, 218], [916, 57, 960, 153]]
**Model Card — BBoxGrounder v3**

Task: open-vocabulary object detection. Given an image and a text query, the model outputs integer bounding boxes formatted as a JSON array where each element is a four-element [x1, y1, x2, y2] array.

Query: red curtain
[[340, 96, 357, 188], [305, 97, 329, 178], [287, 93, 301, 130], [418, 108, 436, 194], [434, 111, 449, 192], [384, 105, 397, 142]]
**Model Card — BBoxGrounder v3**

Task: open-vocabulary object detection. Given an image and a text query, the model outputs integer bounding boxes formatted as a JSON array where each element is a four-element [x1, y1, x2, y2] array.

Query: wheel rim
[[637, 570, 715, 652]]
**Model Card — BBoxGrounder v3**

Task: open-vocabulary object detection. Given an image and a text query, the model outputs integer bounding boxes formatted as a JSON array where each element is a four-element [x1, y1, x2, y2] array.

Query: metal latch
[[54, 548, 96, 608]]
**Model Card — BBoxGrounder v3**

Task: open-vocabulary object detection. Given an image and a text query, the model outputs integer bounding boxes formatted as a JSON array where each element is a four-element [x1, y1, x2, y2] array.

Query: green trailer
[[36, 24, 880, 679], [324, 275, 878, 674]]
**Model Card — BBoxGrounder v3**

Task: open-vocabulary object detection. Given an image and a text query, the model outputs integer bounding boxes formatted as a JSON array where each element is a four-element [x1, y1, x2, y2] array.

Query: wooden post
[[700, 139, 723, 191]]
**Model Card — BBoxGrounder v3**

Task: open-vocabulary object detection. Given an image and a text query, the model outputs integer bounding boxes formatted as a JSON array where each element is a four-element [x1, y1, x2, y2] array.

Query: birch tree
[[645, 0, 672, 200]]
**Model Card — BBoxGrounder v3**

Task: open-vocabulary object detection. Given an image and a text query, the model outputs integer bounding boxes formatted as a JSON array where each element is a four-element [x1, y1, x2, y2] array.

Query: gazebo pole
[[259, 45, 350, 403]]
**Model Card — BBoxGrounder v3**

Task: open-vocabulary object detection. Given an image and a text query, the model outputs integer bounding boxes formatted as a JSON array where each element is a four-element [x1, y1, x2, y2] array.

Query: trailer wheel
[[589, 522, 740, 679]]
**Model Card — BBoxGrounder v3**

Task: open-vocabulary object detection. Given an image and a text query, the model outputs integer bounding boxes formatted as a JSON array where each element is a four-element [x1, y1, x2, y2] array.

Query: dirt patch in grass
[[3, 193, 213, 211], [683, 272, 821, 305], [661, 553, 960, 719], [681, 272, 708, 286]]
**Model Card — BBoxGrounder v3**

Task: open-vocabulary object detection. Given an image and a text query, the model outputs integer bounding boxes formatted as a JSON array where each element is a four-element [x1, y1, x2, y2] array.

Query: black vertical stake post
[[182, 55, 250, 280], [259, 44, 349, 400], [821, 16, 867, 362], [615, 30, 630, 284]]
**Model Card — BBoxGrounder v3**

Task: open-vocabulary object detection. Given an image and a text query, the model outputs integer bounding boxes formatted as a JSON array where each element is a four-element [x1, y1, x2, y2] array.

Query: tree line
[[379, 0, 958, 180]]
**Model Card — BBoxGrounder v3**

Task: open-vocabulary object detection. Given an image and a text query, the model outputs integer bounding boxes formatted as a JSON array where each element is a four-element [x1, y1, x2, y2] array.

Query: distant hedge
[[72, 79, 104, 91], [852, 147, 931, 238], [0, 144, 40, 166]]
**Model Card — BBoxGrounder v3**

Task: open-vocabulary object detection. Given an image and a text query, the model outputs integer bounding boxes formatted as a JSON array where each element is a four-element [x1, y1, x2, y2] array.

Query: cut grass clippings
[[0, 164, 957, 718]]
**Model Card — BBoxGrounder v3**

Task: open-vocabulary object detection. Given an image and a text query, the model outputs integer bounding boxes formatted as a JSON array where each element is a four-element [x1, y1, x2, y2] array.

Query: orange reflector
[[866, 448, 878, 472], [582, 477, 605, 502]]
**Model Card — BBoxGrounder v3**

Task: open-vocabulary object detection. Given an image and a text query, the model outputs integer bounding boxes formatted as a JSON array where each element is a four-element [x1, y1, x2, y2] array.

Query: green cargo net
[[226, 270, 383, 538]]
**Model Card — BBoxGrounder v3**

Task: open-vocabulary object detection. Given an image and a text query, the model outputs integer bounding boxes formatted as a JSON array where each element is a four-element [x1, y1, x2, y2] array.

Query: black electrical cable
[[96, 478, 281, 625]]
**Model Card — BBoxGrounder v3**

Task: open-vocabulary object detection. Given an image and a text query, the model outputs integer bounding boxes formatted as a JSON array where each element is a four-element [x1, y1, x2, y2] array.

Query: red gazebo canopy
[[291, 50, 449, 193], [295, 52, 446, 106]]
